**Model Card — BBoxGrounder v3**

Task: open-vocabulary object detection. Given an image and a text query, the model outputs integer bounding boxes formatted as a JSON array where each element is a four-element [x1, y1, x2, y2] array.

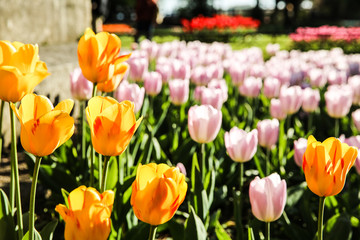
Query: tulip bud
[[200, 87, 224, 110], [249, 173, 287, 222], [352, 109, 360, 131], [224, 127, 258, 163], [56, 186, 114, 240], [325, 85, 353, 118], [114, 81, 145, 114], [144, 71, 162, 96], [348, 75, 360, 105], [239, 76, 262, 98], [343, 136, 360, 175], [128, 57, 149, 82], [257, 119, 279, 149], [293, 138, 307, 167], [263, 77, 281, 99], [301, 88, 320, 113], [270, 99, 287, 120], [188, 105, 222, 143], [70, 68, 93, 101], [168, 79, 189, 106], [131, 163, 188, 225], [279, 86, 302, 115]]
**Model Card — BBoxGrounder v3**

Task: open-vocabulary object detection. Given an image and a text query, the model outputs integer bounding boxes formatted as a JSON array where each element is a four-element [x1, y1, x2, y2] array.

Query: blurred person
[[134, 0, 158, 43]]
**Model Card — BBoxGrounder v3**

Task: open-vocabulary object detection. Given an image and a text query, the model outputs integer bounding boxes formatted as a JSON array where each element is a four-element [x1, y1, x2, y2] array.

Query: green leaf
[[167, 219, 185, 240], [60, 188, 69, 208], [22, 229, 42, 240], [0, 189, 16, 240], [286, 182, 307, 207], [324, 213, 352, 240], [215, 221, 231, 240], [184, 206, 207, 240], [39, 220, 58, 240], [152, 137, 161, 160]]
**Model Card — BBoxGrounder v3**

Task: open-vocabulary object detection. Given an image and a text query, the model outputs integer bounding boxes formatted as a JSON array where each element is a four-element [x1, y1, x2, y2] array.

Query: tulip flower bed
[[290, 25, 360, 53], [2, 29, 360, 240], [181, 14, 260, 43]]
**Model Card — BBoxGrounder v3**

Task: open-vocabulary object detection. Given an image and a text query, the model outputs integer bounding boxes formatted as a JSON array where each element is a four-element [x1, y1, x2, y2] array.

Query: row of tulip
[[1, 27, 360, 240], [290, 25, 360, 53]]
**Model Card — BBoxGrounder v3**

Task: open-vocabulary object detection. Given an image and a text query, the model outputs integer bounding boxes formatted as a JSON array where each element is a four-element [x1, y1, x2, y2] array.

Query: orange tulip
[[0, 41, 50, 103], [97, 62, 129, 93], [55, 186, 114, 240], [11, 93, 74, 157], [77, 28, 131, 84], [302, 135, 358, 197], [131, 163, 188, 226], [86, 96, 142, 156]]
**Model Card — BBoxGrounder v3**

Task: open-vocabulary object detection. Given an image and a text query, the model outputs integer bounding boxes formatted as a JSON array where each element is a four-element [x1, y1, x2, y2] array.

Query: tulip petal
[[54, 99, 74, 114], [83, 188, 102, 210], [18, 94, 53, 123], [10, 44, 38, 73], [0, 40, 16, 66], [68, 186, 87, 211]]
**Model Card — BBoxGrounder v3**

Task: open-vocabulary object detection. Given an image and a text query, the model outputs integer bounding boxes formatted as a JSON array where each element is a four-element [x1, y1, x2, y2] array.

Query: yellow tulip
[[77, 28, 131, 84], [131, 163, 188, 226], [11, 93, 74, 157], [55, 186, 114, 240], [86, 96, 142, 156], [97, 62, 129, 93], [302, 135, 358, 197], [0, 40, 50, 103]]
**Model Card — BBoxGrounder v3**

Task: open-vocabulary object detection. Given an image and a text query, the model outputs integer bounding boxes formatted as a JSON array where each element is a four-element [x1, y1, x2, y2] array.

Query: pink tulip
[[308, 68, 327, 88], [327, 69, 347, 85], [229, 65, 248, 86], [207, 63, 224, 80], [171, 59, 191, 80], [325, 85, 353, 118], [168, 79, 189, 105], [257, 119, 279, 149], [144, 71, 162, 96], [279, 86, 302, 115], [224, 127, 258, 163], [201, 87, 224, 110], [188, 105, 222, 143], [115, 81, 145, 113], [249, 64, 266, 78], [263, 77, 281, 99], [343, 136, 360, 174], [239, 77, 262, 98], [249, 173, 287, 222], [191, 66, 211, 86], [156, 63, 172, 83], [266, 43, 280, 56], [270, 99, 287, 120], [208, 79, 228, 102], [348, 75, 360, 105], [128, 57, 149, 82], [70, 68, 93, 100], [194, 86, 206, 102], [352, 109, 360, 131], [293, 138, 307, 167], [301, 88, 320, 112]]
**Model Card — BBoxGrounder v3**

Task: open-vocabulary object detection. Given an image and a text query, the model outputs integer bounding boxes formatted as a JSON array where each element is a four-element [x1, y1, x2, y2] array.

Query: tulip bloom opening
[[56, 186, 114, 240], [11, 93, 74, 157], [86, 96, 142, 156], [131, 163, 188, 226], [0, 41, 50, 103], [302, 135, 358, 197]]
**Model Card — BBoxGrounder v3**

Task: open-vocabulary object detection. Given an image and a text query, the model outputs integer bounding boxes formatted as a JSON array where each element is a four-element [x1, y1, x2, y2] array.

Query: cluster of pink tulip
[[70, 38, 360, 237], [290, 25, 360, 42]]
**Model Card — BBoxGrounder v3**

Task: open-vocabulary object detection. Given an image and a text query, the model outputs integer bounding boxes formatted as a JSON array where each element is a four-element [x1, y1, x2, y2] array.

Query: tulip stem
[[29, 156, 42, 240], [99, 153, 103, 189], [307, 113, 313, 133], [317, 196, 326, 240], [10, 105, 23, 239], [101, 155, 110, 192], [334, 118, 339, 138], [266, 148, 271, 176], [148, 225, 158, 240], [0, 100, 4, 163], [237, 162, 245, 240], [265, 222, 270, 240], [92, 83, 98, 97], [90, 83, 97, 187], [201, 143, 206, 180], [81, 100, 86, 161]]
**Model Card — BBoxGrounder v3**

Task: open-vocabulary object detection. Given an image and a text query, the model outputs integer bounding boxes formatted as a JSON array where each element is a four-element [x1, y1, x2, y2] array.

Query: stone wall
[[0, 0, 92, 45]]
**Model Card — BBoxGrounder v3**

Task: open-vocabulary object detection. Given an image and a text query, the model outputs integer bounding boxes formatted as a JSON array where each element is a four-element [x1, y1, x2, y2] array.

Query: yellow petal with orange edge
[[68, 185, 86, 211], [54, 99, 74, 114], [0, 41, 16, 66], [9, 44, 38, 73], [83, 187, 102, 210], [18, 94, 53, 123], [101, 190, 115, 209], [86, 96, 118, 126]]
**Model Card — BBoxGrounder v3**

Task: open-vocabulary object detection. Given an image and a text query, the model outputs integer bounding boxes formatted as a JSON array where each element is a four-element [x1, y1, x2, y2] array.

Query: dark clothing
[[134, 0, 158, 42]]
